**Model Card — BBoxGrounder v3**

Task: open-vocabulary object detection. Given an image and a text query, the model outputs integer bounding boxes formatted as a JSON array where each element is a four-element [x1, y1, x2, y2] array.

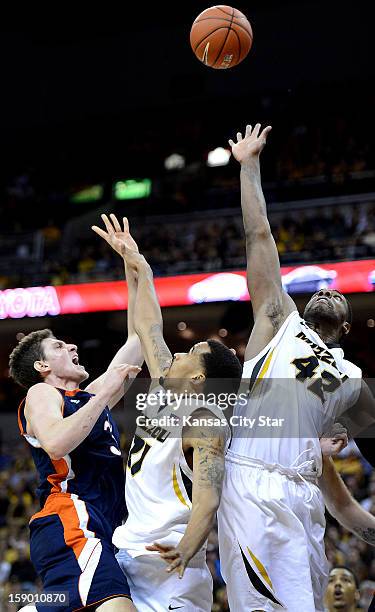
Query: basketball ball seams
[[193, 26, 229, 54], [212, 5, 230, 15], [212, 7, 234, 67], [193, 16, 253, 39], [232, 27, 241, 65], [215, 5, 235, 17]]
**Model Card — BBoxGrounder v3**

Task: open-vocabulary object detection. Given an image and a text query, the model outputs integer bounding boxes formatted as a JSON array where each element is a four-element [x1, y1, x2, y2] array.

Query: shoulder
[[182, 406, 229, 445], [342, 358, 362, 378], [26, 383, 62, 407]]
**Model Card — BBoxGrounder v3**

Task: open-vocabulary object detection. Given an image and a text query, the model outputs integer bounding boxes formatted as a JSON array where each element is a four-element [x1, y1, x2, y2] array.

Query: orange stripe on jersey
[[47, 458, 69, 494], [18, 398, 26, 435], [65, 388, 81, 397], [31, 494, 89, 560]]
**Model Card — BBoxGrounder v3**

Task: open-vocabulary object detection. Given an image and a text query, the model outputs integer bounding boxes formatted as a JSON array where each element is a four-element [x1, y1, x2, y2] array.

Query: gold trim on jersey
[[172, 464, 190, 509], [252, 348, 274, 391], [247, 546, 273, 590]]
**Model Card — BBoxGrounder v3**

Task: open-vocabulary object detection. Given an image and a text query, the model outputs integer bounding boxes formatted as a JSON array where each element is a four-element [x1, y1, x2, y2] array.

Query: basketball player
[[9, 231, 143, 612], [324, 567, 360, 612], [92, 214, 242, 612], [217, 123, 374, 612]]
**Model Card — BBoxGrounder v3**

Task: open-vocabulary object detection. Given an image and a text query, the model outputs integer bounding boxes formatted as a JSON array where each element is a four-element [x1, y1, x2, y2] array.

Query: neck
[[44, 374, 80, 391], [305, 318, 340, 345]]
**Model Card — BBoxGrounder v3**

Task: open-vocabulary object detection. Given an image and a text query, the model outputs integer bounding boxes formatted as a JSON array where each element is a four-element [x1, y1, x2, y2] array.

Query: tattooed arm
[[133, 258, 173, 384], [319, 456, 375, 546], [146, 408, 227, 576]]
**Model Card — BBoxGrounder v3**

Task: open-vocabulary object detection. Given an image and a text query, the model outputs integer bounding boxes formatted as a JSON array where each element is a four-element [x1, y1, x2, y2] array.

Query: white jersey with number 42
[[230, 310, 361, 476]]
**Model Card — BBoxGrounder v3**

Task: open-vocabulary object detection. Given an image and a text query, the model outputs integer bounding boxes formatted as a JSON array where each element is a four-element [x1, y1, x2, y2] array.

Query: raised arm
[[319, 456, 375, 546], [230, 124, 296, 359], [89, 214, 143, 406], [133, 258, 173, 381], [93, 214, 172, 382], [146, 408, 227, 576]]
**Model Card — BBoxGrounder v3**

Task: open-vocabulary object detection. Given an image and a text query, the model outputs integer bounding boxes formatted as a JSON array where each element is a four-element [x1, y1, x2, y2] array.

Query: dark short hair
[[9, 329, 54, 389], [329, 566, 359, 589], [201, 339, 242, 395]]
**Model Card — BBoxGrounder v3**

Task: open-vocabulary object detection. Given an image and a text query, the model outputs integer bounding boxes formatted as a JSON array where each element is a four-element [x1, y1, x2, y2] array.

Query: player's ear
[[34, 360, 51, 375], [191, 373, 206, 386], [342, 321, 351, 336]]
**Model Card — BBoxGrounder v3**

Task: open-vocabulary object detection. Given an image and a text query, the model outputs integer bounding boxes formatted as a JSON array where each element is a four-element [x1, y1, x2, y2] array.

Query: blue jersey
[[18, 387, 126, 535]]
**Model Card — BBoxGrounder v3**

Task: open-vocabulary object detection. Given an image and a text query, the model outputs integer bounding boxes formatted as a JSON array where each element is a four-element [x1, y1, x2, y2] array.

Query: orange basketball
[[190, 5, 253, 69]]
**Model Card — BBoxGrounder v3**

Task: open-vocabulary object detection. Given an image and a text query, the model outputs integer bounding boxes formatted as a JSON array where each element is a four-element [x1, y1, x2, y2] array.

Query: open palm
[[92, 214, 139, 257], [229, 123, 272, 164]]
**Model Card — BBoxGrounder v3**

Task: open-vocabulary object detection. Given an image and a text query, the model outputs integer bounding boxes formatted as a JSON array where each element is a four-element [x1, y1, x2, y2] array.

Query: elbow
[[44, 441, 67, 461], [203, 493, 221, 519], [245, 221, 271, 243]]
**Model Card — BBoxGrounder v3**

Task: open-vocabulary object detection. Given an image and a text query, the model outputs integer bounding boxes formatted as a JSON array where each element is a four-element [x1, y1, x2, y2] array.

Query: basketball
[[190, 5, 253, 69]]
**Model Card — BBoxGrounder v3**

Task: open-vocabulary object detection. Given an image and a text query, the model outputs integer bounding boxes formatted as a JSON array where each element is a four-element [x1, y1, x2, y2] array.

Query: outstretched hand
[[229, 123, 272, 164], [92, 214, 139, 257]]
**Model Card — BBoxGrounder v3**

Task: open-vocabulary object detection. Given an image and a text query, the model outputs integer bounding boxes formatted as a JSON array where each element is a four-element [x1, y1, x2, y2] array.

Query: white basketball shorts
[[217, 450, 328, 612], [116, 549, 212, 612]]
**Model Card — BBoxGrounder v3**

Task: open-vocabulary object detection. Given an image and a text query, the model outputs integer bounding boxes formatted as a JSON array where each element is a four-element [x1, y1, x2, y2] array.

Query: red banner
[[0, 260, 374, 319]]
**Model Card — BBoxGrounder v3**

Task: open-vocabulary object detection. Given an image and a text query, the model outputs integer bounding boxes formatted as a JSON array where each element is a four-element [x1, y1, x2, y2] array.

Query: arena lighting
[[219, 328, 228, 337], [1, 259, 374, 319], [207, 147, 231, 167], [70, 184, 104, 204], [164, 153, 186, 170], [177, 321, 187, 331], [113, 179, 152, 200]]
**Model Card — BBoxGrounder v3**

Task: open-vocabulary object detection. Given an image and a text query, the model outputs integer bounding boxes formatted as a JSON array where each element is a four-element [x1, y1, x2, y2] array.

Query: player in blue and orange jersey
[[9, 215, 142, 612]]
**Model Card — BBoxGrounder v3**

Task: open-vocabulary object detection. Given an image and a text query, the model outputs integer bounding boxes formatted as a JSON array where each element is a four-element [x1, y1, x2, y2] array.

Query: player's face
[[303, 290, 350, 331], [165, 342, 210, 385], [325, 568, 358, 610], [39, 337, 89, 383]]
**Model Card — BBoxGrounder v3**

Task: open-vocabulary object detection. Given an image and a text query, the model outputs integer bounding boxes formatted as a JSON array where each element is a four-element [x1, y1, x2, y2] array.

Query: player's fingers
[[236, 132, 243, 142], [92, 226, 109, 241], [101, 213, 115, 235], [261, 125, 272, 140], [145, 545, 159, 552], [253, 123, 261, 137], [123, 217, 130, 234], [110, 213, 122, 233], [179, 563, 186, 579], [245, 124, 252, 137], [150, 542, 171, 552], [335, 439, 345, 453], [160, 550, 179, 559], [228, 139, 235, 148], [166, 558, 181, 573], [123, 365, 142, 378]]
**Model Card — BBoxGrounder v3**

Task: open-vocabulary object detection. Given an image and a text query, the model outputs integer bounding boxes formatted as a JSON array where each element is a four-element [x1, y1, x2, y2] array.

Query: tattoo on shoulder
[[149, 323, 172, 373]]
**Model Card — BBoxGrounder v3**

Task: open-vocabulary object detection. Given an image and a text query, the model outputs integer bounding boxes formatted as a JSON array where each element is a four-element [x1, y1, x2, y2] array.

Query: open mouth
[[72, 356, 79, 365]]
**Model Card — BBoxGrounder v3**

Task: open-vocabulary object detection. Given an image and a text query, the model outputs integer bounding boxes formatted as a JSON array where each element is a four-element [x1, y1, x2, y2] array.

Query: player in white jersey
[[216, 123, 374, 612], [92, 214, 242, 612]]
